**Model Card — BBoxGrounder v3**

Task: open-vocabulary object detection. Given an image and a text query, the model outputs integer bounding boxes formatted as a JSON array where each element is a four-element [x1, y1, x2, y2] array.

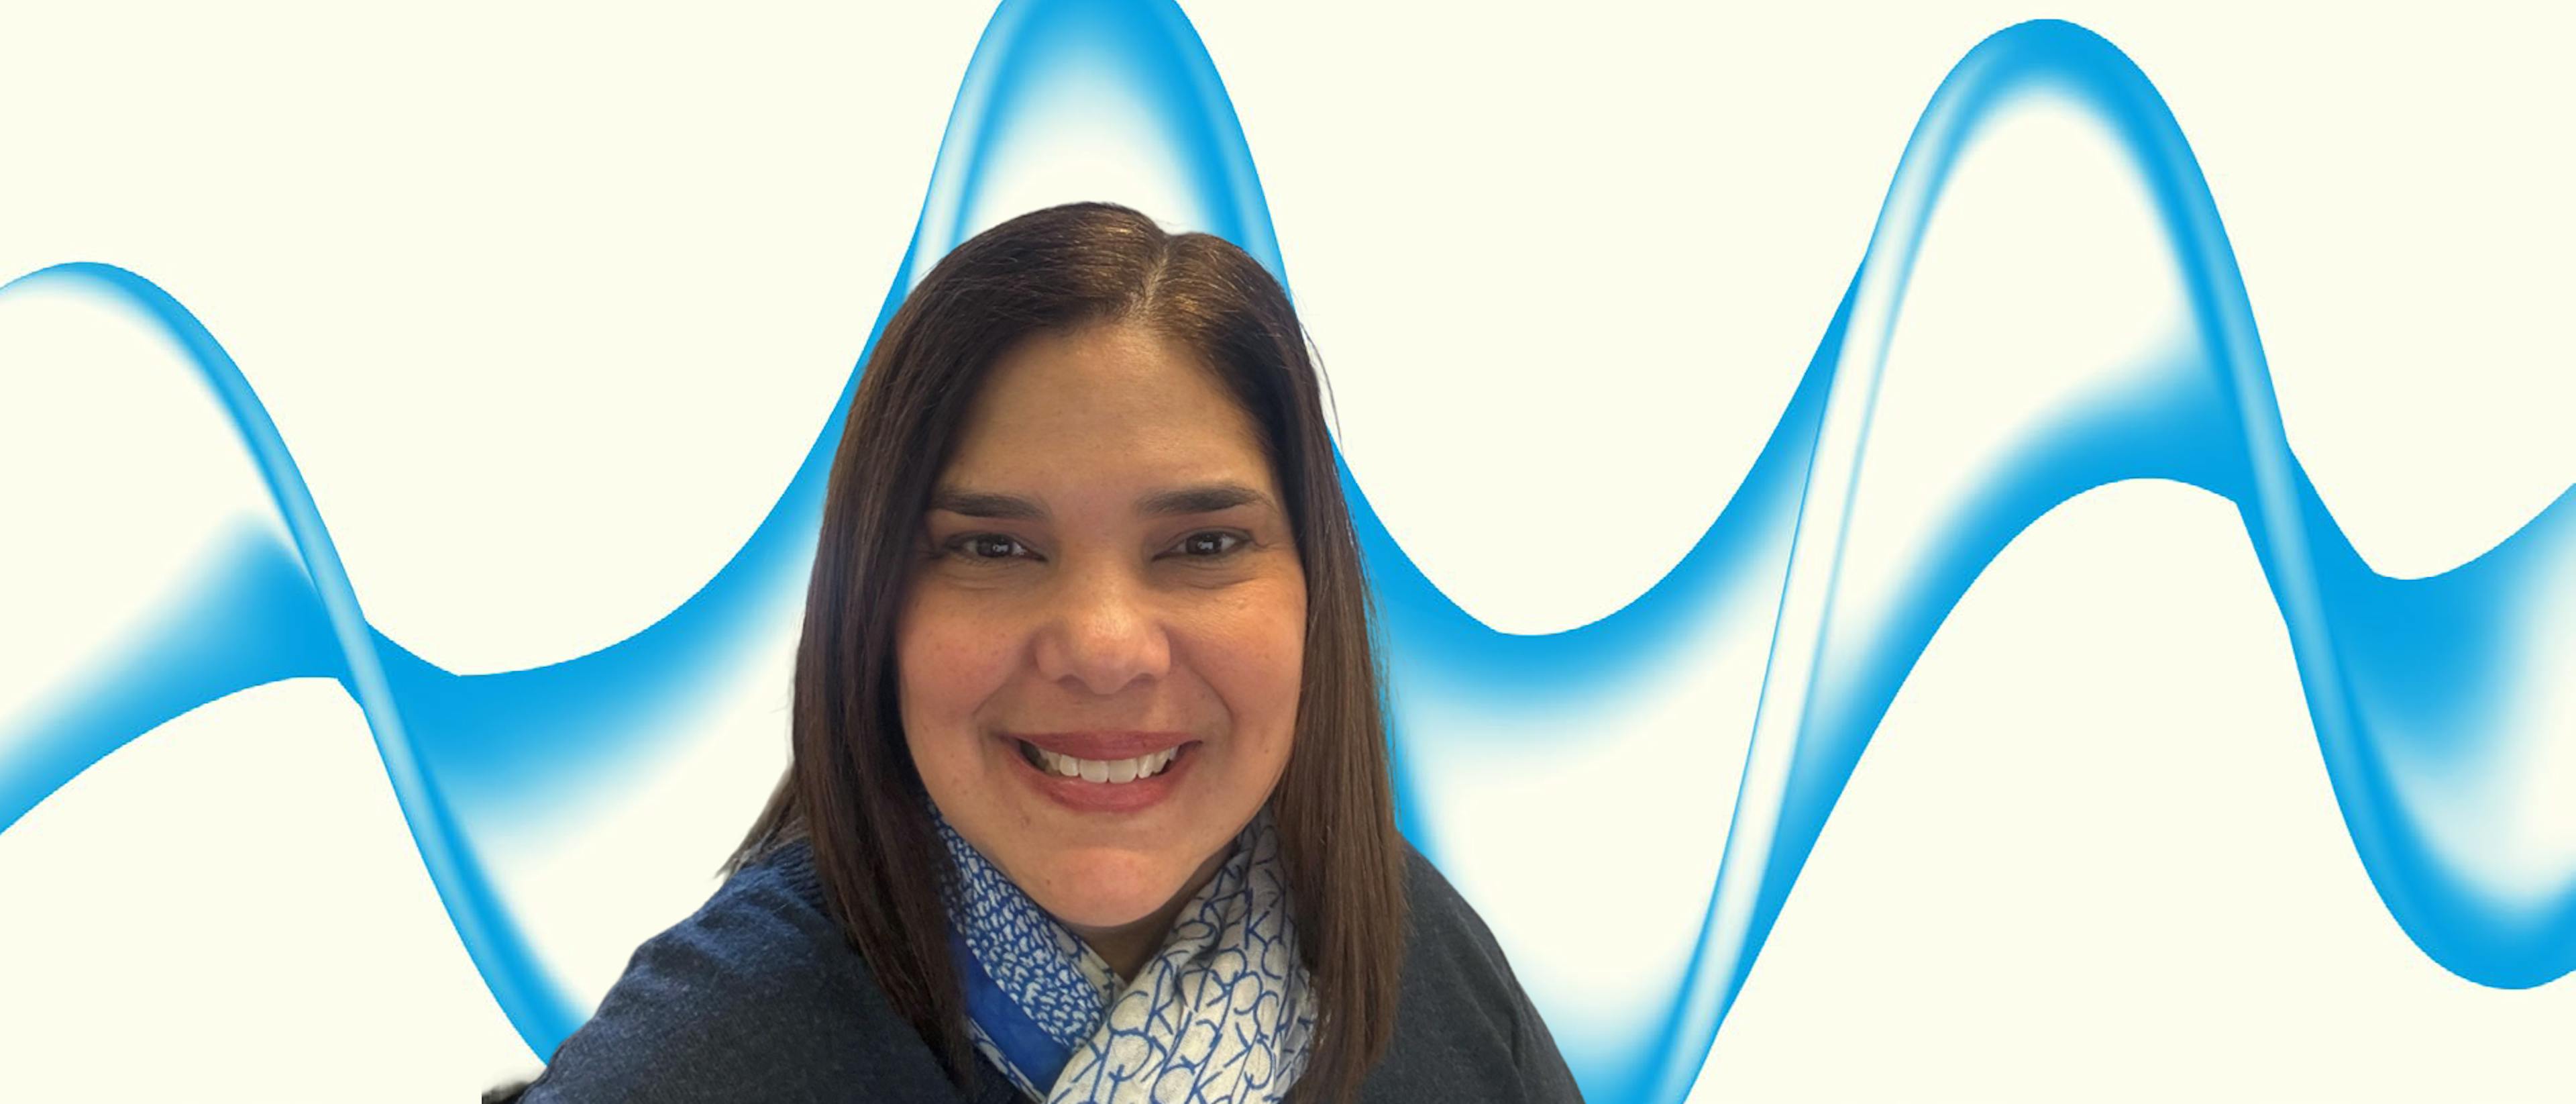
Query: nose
[[1030, 559, 1171, 697]]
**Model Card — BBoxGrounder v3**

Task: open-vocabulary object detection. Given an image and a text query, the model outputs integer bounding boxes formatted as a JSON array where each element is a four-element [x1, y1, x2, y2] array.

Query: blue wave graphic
[[2, 3, 2569, 1101]]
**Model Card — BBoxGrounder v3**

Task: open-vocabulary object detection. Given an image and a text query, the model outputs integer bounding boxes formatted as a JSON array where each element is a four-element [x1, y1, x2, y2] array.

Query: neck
[[1064, 842, 1235, 981]]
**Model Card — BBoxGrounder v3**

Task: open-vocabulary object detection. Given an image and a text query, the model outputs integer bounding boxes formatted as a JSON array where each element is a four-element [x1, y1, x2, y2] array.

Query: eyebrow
[[928, 482, 1274, 521]]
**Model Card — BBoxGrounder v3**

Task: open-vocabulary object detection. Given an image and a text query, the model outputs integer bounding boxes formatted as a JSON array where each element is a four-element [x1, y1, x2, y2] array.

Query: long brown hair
[[727, 201, 1407, 1101]]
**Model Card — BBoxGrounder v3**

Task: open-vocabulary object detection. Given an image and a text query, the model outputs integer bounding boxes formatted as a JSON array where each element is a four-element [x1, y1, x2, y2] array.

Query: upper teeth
[[1030, 745, 1178, 784]]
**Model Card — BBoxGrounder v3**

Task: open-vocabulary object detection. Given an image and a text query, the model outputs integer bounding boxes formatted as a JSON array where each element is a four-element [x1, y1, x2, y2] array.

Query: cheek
[[1202, 583, 1307, 746], [896, 598, 1014, 756]]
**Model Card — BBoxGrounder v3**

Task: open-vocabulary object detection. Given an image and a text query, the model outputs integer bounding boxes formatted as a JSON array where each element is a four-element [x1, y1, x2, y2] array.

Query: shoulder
[[1390, 842, 1524, 1019], [1358, 840, 1587, 1103], [508, 838, 965, 1103]]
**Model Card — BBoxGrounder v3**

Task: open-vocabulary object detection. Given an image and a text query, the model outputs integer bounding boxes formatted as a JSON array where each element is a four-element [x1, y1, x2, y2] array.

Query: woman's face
[[897, 321, 1307, 934]]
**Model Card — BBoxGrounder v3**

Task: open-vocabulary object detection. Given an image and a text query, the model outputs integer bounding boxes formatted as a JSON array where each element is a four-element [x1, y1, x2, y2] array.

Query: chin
[[1020, 844, 1195, 929]]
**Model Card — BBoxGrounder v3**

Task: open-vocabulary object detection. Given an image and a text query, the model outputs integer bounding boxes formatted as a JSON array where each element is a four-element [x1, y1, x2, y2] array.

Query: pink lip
[[999, 732, 1199, 815], [1007, 730, 1195, 760]]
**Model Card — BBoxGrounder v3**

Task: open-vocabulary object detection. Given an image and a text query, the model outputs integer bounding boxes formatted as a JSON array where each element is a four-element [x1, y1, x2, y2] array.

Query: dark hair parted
[[725, 201, 1407, 1101]]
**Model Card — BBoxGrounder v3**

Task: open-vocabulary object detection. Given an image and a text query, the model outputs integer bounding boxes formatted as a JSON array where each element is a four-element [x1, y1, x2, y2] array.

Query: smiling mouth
[[1016, 739, 1185, 784]]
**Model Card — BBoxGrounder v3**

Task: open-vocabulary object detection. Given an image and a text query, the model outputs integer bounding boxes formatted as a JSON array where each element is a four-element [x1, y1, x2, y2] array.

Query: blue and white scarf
[[933, 807, 1318, 1103]]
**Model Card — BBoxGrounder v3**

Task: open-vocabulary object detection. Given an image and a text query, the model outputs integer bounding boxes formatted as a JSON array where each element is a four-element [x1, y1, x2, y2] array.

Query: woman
[[488, 202, 1582, 1103]]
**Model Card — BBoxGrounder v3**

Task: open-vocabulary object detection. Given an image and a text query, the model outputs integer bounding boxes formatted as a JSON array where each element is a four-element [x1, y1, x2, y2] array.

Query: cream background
[[1, 2, 2571, 1099]]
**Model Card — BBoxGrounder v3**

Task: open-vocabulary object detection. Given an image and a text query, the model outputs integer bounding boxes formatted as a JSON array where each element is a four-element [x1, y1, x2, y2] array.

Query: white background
[[2, 2, 2572, 1100]]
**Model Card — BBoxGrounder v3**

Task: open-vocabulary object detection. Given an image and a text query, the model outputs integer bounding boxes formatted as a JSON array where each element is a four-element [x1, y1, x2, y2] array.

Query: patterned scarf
[[933, 807, 1317, 1103]]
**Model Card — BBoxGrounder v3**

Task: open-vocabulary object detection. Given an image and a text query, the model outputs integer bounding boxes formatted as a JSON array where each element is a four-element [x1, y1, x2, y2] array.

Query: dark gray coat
[[486, 836, 1585, 1103]]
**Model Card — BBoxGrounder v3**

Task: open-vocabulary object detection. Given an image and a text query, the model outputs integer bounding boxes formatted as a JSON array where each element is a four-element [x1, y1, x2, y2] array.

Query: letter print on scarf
[[934, 807, 1318, 1103]]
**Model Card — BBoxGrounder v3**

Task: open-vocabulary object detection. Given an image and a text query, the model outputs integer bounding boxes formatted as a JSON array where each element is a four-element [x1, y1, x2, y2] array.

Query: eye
[[945, 533, 1037, 563], [1169, 530, 1248, 560]]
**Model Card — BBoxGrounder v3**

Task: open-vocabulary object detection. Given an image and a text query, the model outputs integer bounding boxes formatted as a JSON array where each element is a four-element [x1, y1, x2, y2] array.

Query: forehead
[[940, 323, 1274, 495]]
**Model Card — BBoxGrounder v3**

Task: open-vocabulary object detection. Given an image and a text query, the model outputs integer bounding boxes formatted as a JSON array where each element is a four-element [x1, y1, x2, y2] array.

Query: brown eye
[[1173, 531, 1246, 558], [948, 534, 1034, 562]]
